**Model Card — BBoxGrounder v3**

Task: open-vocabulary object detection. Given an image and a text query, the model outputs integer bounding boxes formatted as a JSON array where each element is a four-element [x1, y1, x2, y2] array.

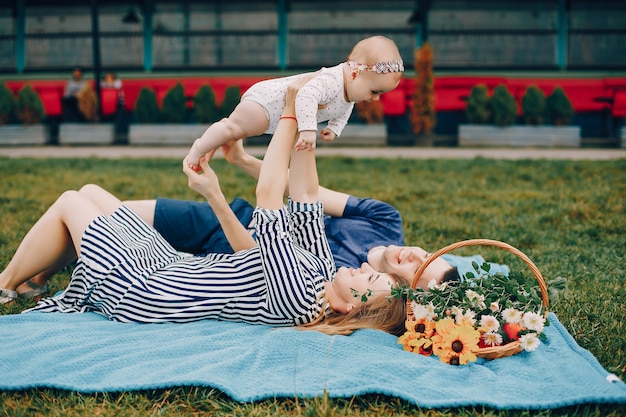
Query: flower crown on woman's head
[[346, 59, 405, 75]]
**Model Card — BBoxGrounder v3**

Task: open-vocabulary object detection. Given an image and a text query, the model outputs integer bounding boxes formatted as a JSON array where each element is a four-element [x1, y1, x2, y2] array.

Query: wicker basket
[[409, 238, 549, 360]]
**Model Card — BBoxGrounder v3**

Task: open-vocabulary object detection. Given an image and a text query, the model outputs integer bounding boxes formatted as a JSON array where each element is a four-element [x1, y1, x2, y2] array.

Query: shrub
[[465, 84, 491, 124], [134, 87, 160, 123], [162, 83, 187, 123], [545, 86, 574, 125], [16, 84, 45, 124], [219, 86, 241, 119], [490, 84, 518, 127], [410, 42, 436, 134], [521, 85, 546, 125], [355, 101, 383, 124], [0, 83, 16, 125], [193, 85, 219, 124], [77, 84, 98, 122]]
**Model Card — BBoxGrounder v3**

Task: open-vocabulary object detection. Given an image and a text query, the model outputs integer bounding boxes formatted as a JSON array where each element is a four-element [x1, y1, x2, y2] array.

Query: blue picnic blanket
[[1, 311, 625, 409]]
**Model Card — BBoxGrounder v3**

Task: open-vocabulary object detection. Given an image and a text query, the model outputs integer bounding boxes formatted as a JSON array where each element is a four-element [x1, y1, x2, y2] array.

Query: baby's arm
[[294, 130, 317, 151], [319, 128, 336, 142]]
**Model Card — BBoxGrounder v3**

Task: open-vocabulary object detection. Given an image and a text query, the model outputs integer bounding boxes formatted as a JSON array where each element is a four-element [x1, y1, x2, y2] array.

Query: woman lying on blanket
[[0, 76, 413, 336]]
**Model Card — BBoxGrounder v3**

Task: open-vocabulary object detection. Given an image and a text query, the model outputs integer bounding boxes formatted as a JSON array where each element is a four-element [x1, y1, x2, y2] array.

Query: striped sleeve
[[253, 207, 319, 322], [288, 199, 335, 274]]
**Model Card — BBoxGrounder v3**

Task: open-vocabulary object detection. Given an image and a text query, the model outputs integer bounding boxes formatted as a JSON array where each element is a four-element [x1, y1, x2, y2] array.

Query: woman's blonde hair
[[300, 274, 409, 336]]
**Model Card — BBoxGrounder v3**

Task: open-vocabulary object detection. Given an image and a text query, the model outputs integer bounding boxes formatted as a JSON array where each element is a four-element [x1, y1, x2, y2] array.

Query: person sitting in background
[[100, 71, 125, 108], [62, 66, 87, 122]]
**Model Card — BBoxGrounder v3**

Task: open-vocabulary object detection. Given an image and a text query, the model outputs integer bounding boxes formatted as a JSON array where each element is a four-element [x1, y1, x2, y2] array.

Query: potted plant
[[161, 82, 187, 123], [465, 84, 491, 125], [193, 85, 219, 124], [0, 82, 16, 125], [219, 85, 241, 120], [59, 84, 115, 145], [459, 84, 580, 147], [0, 84, 48, 145], [490, 84, 518, 127], [545, 86, 575, 126], [135, 86, 160, 123], [521, 85, 546, 126], [129, 84, 204, 146]]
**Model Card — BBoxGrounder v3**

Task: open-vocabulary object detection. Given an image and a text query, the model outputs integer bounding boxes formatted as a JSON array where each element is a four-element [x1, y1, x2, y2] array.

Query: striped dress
[[27, 200, 336, 327]]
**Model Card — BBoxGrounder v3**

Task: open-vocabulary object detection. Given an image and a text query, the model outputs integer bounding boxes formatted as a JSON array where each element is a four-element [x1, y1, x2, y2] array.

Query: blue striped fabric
[[26, 203, 333, 326]]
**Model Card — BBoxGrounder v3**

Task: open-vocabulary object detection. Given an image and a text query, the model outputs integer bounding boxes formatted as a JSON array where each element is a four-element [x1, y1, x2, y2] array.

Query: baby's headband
[[346, 59, 405, 74]]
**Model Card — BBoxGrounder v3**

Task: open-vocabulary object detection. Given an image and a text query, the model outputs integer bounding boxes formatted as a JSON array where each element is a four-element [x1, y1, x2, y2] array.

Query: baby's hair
[[348, 36, 402, 66]]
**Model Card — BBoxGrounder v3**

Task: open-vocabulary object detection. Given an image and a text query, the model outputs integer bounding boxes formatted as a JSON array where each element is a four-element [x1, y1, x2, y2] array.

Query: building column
[[15, 0, 25, 73], [557, 0, 569, 70], [277, 0, 289, 70], [143, 0, 153, 72]]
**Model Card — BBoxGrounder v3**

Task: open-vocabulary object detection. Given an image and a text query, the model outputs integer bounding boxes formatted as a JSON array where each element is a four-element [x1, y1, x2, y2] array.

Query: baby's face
[[345, 71, 401, 103]]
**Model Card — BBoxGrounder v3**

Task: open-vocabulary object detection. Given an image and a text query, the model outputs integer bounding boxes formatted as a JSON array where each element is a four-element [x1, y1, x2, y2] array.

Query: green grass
[[1, 156, 625, 416]]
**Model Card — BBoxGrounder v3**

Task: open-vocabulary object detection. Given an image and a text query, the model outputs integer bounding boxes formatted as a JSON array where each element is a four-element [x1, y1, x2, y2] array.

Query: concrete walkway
[[1, 145, 625, 160]]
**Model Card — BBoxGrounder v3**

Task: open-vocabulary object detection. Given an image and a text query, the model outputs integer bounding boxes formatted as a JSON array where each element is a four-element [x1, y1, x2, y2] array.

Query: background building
[[1, 0, 624, 74]]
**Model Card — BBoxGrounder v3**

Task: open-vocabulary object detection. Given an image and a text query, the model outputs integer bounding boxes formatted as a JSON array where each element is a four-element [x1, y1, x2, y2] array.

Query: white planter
[[322, 123, 387, 146], [459, 125, 581, 147], [59, 123, 114, 145], [0, 124, 47, 145], [129, 124, 207, 146]]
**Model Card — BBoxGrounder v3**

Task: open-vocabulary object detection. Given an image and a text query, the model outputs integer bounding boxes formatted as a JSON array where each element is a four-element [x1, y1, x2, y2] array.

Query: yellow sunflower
[[405, 318, 436, 337], [433, 323, 481, 365]]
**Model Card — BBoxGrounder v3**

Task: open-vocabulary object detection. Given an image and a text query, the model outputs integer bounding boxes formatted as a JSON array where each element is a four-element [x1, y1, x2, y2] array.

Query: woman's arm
[[255, 82, 303, 209], [183, 156, 256, 251]]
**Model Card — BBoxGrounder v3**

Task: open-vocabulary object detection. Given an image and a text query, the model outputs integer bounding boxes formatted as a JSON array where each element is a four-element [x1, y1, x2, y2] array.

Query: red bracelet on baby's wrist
[[279, 116, 297, 121]]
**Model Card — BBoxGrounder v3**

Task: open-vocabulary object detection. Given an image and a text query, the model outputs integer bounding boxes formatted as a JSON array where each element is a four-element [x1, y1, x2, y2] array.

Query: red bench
[[4, 75, 625, 121]]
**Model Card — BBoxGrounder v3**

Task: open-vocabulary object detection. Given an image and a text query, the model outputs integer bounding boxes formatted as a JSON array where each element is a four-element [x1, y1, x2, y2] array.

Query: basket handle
[[411, 238, 549, 309]]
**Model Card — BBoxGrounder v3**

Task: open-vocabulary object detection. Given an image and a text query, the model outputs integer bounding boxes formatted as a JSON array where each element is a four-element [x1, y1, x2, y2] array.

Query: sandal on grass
[[0, 287, 18, 304], [19, 279, 48, 299]]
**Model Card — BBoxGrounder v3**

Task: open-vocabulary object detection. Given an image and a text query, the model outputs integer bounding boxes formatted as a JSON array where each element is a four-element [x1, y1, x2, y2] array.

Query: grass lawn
[[1, 156, 625, 417]]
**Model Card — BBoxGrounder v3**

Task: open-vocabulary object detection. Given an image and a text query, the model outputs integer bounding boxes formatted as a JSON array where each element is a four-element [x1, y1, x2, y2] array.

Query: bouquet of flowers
[[392, 259, 550, 365]]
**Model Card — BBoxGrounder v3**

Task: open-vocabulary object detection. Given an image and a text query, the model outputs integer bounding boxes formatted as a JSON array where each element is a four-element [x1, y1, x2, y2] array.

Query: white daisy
[[519, 333, 541, 352], [450, 306, 463, 318], [479, 314, 500, 333], [522, 312, 545, 333], [489, 301, 500, 313], [502, 307, 523, 324], [482, 331, 503, 346], [456, 309, 476, 326], [465, 289, 479, 301], [410, 302, 430, 320]]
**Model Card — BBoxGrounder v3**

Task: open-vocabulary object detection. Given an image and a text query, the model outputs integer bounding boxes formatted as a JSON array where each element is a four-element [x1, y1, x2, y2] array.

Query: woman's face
[[367, 245, 453, 289], [326, 263, 396, 314]]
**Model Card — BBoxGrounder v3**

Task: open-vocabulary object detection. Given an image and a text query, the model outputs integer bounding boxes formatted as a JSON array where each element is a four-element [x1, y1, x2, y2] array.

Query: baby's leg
[[187, 100, 269, 167]]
